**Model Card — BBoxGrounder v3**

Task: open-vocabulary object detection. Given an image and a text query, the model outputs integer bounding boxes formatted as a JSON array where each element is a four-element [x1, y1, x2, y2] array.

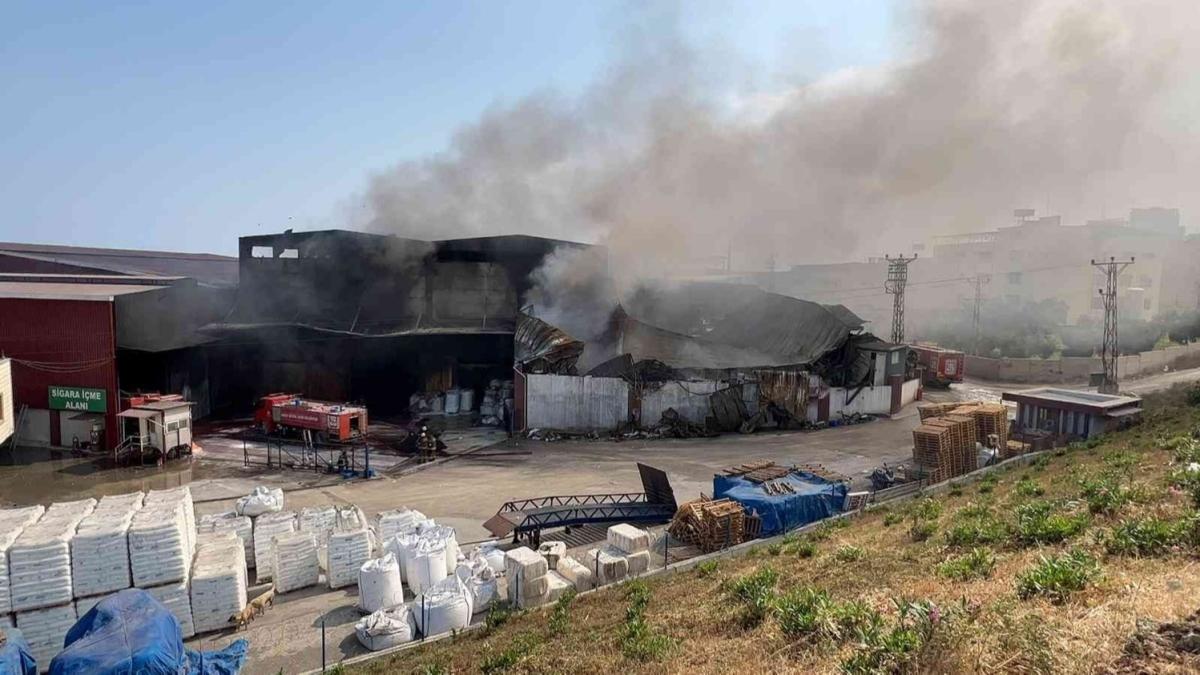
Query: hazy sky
[[0, 1, 897, 255]]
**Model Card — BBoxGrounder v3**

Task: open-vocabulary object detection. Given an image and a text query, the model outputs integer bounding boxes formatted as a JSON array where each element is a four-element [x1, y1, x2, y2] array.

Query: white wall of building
[[0, 359, 11, 445], [525, 374, 629, 431]]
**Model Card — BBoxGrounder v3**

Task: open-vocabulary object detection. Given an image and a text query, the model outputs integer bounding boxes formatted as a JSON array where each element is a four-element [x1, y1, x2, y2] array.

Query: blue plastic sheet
[[0, 627, 38, 675], [186, 639, 249, 675], [50, 589, 186, 675], [713, 470, 847, 537]]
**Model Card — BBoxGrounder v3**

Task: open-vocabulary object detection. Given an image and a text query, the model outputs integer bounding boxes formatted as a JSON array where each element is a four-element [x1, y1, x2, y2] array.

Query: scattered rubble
[[1107, 611, 1200, 673]]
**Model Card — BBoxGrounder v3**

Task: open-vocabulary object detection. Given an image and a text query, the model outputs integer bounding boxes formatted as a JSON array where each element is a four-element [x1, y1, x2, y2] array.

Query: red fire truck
[[254, 394, 368, 442], [910, 344, 966, 388]]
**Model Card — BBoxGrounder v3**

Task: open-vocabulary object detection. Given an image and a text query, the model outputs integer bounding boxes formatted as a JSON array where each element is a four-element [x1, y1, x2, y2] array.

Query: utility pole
[[1091, 256, 1135, 394], [884, 254, 918, 344], [970, 274, 991, 355]]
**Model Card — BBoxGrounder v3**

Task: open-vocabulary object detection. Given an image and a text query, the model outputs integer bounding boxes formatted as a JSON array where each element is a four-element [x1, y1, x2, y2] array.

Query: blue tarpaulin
[[51, 589, 186, 675], [713, 470, 847, 537], [49, 590, 248, 675], [0, 627, 37, 675]]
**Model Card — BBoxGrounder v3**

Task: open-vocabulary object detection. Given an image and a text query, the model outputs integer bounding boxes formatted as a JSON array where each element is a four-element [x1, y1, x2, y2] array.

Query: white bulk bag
[[236, 486, 284, 517], [383, 532, 422, 584], [507, 573, 550, 608], [404, 539, 448, 596], [413, 577, 471, 637], [454, 559, 498, 613], [358, 554, 404, 613], [607, 524, 651, 554], [424, 525, 460, 575], [624, 549, 651, 576], [474, 543, 506, 575], [355, 606, 416, 651]]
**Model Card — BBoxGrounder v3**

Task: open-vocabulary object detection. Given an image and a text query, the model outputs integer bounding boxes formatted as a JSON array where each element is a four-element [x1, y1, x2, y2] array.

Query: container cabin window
[[890, 351, 900, 365], [167, 421, 179, 432], [251, 246, 273, 258]]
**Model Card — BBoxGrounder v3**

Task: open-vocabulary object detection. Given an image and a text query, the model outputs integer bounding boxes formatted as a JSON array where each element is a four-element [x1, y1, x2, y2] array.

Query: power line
[[970, 274, 991, 356]]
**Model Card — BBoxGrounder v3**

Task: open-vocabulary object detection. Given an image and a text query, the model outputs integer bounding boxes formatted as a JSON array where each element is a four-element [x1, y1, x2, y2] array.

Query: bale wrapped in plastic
[[554, 557, 595, 592], [413, 577, 472, 637], [507, 572, 550, 608], [355, 606, 416, 651], [235, 486, 283, 517], [503, 547, 547, 580], [358, 554, 404, 613], [584, 547, 628, 585], [621, 548, 651, 576], [537, 541, 566, 570], [545, 572, 574, 603], [607, 524, 651, 554]]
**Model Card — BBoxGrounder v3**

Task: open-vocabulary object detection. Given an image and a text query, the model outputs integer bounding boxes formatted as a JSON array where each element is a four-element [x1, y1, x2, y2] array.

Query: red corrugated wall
[[0, 298, 119, 448]]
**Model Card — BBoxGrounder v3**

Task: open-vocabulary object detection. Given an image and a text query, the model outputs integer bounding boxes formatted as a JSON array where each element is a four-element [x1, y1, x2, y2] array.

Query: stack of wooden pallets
[[667, 498, 749, 553], [1003, 439, 1030, 459], [969, 403, 1009, 449], [912, 415, 977, 481], [917, 402, 962, 420]]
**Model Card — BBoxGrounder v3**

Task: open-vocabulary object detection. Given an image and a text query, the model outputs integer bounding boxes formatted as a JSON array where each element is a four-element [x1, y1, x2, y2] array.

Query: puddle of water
[[0, 445, 239, 507]]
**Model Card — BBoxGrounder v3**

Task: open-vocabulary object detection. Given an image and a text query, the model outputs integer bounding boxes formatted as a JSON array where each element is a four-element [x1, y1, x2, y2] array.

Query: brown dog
[[249, 586, 275, 616], [229, 604, 255, 630]]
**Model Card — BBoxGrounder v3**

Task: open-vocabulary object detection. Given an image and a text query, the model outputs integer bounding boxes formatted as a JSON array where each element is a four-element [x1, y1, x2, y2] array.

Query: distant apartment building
[[755, 208, 1199, 332]]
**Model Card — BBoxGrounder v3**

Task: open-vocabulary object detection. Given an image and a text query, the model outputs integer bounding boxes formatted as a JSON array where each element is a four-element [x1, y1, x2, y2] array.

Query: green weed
[[548, 588, 577, 635], [695, 560, 720, 578], [1014, 478, 1045, 498], [728, 567, 779, 627], [835, 545, 866, 562], [1105, 516, 1189, 557], [621, 581, 674, 661], [936, 548, 996, 581], [480, 633, 540, 673], [1016, 549, 1101, 603], [1013, 500, 1089, 545]]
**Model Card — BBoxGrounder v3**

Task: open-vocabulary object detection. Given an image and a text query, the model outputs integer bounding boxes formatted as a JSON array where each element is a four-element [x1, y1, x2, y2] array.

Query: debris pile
[[1108, 612, 1200, 674]]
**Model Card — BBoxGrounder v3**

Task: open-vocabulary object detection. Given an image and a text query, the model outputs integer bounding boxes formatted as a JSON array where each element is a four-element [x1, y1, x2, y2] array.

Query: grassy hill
[[354, 385, 1200, 674]]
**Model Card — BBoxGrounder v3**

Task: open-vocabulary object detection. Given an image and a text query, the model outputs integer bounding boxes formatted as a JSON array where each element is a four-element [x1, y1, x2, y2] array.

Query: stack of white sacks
[[128, 498, 191, 588], [16, 603, 77, 669], [196, 511, 254, 573], [10, 499, 94, 670], [72, 492, 143, 600], [270, 531, 319, 593], [0, 505, 45, 618], [146, 579, 196, 638], [130, 489, 197, 638], [9, 499, 95, 612], [190, 532, 248, 633], [252, 511, 297, 582], [327, 528, 372, 589]]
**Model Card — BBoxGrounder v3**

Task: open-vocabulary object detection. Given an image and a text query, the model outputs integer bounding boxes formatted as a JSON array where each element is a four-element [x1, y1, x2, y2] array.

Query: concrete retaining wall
[[965, 341, 1200, 384]]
